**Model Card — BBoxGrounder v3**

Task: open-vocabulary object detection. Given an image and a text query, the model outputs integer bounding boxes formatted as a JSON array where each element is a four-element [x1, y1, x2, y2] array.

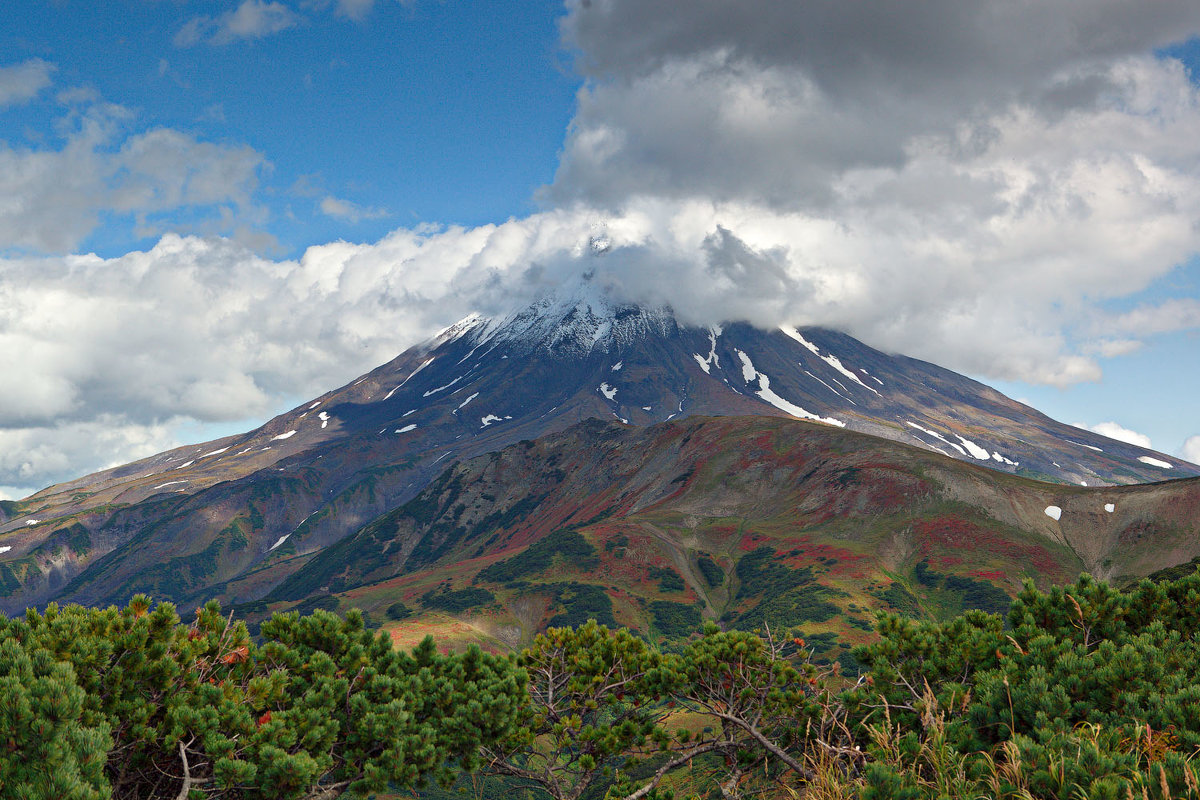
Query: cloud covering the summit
[[538, 0, 1200, 373], [4, 0, 1200, 492]]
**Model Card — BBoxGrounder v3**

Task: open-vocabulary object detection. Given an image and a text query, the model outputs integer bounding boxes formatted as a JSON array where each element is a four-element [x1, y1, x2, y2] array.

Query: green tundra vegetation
[[4, 572, 1200, 800]]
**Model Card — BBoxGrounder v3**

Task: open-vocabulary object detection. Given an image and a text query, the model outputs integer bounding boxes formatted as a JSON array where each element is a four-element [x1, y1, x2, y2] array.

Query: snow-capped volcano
[[438, 287, 677, 357], [349, 294, 1193, 487], [1, 294, 1195, 611]]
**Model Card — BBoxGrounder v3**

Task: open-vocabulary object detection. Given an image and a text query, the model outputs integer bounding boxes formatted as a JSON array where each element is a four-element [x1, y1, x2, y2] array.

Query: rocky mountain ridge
[[261, 415, 1200, 651]]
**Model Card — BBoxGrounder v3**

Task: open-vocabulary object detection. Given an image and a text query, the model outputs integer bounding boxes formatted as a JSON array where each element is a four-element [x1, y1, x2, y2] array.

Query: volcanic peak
[[449, 287, 677, 358]]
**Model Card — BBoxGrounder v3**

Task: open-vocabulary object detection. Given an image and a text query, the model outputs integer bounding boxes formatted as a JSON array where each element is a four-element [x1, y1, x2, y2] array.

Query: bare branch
[[620, 741, 734, 800], [299, 780, 352, 800], [173, 739, 212, 800]]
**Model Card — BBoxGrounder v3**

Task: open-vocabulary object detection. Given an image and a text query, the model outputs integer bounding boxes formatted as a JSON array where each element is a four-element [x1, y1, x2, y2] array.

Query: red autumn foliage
[[220, 645, 249, 665]]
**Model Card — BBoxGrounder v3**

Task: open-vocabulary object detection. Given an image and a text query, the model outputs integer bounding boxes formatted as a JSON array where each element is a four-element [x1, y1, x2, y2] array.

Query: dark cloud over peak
[[552, 1, 1200, 209], [564, 0, 1200, 94]]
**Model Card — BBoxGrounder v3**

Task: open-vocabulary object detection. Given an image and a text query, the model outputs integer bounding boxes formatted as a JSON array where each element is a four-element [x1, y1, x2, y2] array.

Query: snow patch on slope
[[955, 436, 991, 461], [735, 350, 844, 427], [779, 326, 881, 396], [1044, 506, 1062, 521], [1138, 456, 1173, 469], [692, 326, 722, 374], [907, 425, 1001, 465], [906, 422, 967, 457], [804, 370, 854, 404], [385, 358, 433, 400], [424, 375, 463, 397]]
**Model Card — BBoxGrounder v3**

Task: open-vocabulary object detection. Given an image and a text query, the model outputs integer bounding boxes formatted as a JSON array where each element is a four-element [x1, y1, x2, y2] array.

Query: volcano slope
[[2, 296, 1195, 614], [251, 415, 1200, 655]]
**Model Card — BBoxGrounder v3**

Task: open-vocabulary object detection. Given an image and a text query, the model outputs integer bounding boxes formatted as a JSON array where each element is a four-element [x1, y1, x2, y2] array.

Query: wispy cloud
[[0, 59, 54, 109], [334, 0, 376, 21], [319, 195, 388, 222], [1104, 299, 1200, 337], [176, 1, 300, 47], [302, 0, 414, 21]]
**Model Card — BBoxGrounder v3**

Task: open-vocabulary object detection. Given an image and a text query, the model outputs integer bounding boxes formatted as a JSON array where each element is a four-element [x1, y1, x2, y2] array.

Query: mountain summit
[[397, 290, 1189, 487], [0, 293, 1195, 611]]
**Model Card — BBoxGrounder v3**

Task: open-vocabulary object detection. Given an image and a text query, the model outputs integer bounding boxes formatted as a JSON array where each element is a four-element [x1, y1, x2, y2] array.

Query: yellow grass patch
[[385, 614, 506, 653]]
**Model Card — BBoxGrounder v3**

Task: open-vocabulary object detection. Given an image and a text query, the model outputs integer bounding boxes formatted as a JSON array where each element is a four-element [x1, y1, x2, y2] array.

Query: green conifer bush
[[0, 597, 523, 800], [7, 571, 1200, 799]]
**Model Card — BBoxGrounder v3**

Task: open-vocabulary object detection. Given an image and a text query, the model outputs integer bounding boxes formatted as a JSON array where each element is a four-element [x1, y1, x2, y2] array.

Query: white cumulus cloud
[[1077, 421, 1153, 449], [0, 98, 267, 253], [1180, 435, 1200, 466], [0, 221, 556, 491]]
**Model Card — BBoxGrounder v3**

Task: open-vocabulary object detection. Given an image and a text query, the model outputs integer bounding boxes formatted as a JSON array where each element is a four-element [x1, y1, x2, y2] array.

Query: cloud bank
[[4, 1, 1200, 492]]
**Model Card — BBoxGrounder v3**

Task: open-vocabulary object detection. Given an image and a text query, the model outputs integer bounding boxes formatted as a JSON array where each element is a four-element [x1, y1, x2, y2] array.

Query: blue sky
[[1, 0, 1199, 496], [1, 0, 577, 254]]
